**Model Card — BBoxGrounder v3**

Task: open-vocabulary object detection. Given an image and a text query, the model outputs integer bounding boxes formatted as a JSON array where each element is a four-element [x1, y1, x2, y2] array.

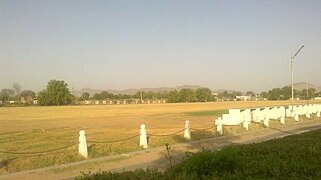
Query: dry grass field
[[0, 100, 320, 174]]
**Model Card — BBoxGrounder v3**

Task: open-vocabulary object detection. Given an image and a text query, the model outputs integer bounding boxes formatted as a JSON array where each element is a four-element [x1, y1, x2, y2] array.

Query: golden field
[[0, 100, 320, 174]]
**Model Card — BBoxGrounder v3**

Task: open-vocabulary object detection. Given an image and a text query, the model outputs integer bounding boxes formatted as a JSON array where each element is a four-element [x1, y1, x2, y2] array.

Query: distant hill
[[71, 82, 321, 97], [213, 89, 238, 94], [286, 82, 321, 91], [72, 85, 206, 97]]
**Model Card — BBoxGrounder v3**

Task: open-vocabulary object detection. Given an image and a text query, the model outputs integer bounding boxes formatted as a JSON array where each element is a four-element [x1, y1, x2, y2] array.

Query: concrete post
[[79, 130, 88, 158], [216, 117, 223, 135], [139, 124, 148, 149], [295, 113, 299, 121], [280, 116, 285, 124], [184, 120, 191, 140]]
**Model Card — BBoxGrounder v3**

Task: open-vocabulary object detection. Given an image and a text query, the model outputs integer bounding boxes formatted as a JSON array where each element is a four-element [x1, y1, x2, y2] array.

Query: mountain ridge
[[72, 85, 205, 97], [71, 82, 321, 97]]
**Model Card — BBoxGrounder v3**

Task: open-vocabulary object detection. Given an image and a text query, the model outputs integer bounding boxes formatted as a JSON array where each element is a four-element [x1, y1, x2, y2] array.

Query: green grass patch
[[185, 109, 228, 116]]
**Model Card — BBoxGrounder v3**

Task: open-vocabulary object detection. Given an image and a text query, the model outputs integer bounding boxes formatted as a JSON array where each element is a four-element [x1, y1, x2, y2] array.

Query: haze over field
[[1, 0, 321, 92]]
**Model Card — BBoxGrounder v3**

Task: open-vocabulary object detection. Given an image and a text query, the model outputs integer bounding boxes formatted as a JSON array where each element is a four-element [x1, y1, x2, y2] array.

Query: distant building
[[236, 96, 251, 101]]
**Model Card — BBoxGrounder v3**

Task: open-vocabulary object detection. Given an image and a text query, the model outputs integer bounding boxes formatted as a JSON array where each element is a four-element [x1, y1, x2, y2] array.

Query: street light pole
[[291, 45, 304, 109], [306, 76, 309, 105]]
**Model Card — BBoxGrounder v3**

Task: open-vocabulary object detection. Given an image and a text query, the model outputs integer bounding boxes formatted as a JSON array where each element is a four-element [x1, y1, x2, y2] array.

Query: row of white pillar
[[78, 121, 192, 158], [216, 104, 321, 135], [79, 104, 321, 158]]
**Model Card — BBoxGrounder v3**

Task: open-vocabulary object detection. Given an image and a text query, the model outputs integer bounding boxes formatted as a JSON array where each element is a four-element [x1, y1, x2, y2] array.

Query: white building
[[236, 96, 251, 101], [314, 97, 321, 100]]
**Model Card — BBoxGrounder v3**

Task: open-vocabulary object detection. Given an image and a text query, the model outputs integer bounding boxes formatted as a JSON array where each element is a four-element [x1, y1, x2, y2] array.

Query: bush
[[76, 169, 165, 180]]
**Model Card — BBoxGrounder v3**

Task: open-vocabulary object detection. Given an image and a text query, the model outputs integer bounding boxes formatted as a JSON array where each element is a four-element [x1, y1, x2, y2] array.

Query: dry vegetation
[[0, 100, 320, 174]]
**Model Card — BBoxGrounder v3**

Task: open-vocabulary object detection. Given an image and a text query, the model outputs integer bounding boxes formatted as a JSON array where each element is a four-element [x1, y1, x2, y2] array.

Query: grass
[[185, 109, 228, 116], [0, 100, 320, 174]]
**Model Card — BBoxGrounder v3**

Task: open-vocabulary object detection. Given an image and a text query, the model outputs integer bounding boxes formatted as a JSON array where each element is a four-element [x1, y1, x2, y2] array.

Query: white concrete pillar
[[317, 111, 321, 117], [216, 117, 223, 135], [184, 120, 191, 140], [243, 119, 249, 131], [280, 116, 285, 124], [306, 113, 311, 119], [139, 124, 148, 149], [295, 113, 299, 121], [286, 109, 291, 118], [79, 130, 88, 158], [263, 116, 269, 127]]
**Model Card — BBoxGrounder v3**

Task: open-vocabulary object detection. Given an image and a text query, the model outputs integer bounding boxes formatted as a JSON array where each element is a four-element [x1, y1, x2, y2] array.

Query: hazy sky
[[1, 0, 321, 92]]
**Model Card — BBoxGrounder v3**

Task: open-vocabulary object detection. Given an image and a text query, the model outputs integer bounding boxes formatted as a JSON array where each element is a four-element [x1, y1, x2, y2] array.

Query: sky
[[1, 0, 321, 93]]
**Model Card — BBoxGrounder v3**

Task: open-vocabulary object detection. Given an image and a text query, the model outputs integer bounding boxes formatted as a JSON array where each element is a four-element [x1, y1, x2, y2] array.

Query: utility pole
[[291, 45, 304, 109], [306, 76, 309, 105], [140, 90, 143, 103]]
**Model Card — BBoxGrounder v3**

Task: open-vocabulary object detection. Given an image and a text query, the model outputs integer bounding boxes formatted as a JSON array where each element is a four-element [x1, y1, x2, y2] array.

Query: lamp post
[[291, 45, 304, 109]]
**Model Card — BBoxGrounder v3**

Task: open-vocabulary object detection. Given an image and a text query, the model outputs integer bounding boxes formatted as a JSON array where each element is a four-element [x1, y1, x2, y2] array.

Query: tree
[[260, 91, 268, 99], [167, 90, 180, 103], [300, 88, 317, 100], [38, 80, 73, 106], [0, 89, 15, 101], [20, 90, 36, 98], [179, 89, 197, 102], [12, 83, 22, 95], [196, 88, 213, 102], [82, 92, 90, 100], [281, 86, 292, 100], [19, 90, 36, 104], [308, 88, 317, 99], [100, 91, 114, 99], [93, 93, 101, 100], [246, 91, 255, 97], [267, 88, 282, 100]]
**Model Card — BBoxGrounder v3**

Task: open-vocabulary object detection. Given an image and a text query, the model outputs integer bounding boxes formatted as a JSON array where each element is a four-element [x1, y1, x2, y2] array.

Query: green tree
[[246, 91, 255, 97], [82, 92, 90, 100], [196, 88, 213, 102], [38, 80, 73, 106], [179, 89, 197, 102], [100, 91, 114, 99], [20, 90, 36, 98], [281, 86, 292, 100], [0, 88, 15, 101], [267, 88, 282, 100], [300, 88, 317, 100], [167, 90, 180, 103], [260, 91, 268, 99], [93, 93, 101, 100], [19, 90, 36, 104]]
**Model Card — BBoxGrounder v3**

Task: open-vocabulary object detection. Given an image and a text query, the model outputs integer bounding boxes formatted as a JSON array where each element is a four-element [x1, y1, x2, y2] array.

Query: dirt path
[[2, 121, 321, 180]]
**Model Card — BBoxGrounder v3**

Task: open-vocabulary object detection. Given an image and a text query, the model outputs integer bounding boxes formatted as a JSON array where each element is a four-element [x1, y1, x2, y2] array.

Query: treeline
[[0, 81, 74, 106], [1, 80, 321, 106], [260, 86, 321, 100], [0, 83, 36, 104], [84, 88, 213, 103]]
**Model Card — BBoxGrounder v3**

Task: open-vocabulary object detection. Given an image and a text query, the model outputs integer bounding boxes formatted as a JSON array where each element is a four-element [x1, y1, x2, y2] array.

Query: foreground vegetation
[[77, 127, 321, 179]]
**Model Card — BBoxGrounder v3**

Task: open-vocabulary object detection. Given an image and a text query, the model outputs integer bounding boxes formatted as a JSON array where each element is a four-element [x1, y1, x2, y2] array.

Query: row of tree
[[81, 88, 213, 103], [260, 86, 321, 100], [0, 83, 36, 103], [1, 80, 321, 106]]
